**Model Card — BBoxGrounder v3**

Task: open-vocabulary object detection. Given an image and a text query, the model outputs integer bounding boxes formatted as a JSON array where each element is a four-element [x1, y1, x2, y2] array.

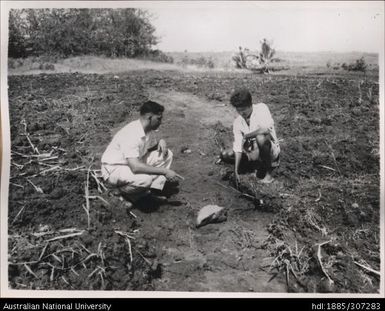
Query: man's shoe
[[258, 176, 275, 184], [149, 194, 168, 204]]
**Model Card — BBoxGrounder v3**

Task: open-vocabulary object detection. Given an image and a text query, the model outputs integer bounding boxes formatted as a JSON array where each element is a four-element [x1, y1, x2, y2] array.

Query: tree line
[[9, 8, 171, 61]]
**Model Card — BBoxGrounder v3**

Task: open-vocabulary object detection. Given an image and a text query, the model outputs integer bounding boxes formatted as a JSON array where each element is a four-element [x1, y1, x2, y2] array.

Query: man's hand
[[241, 135, 246, 148], [234, 151, 242, 189], [157, 139, 168, 158], [165, 169, 184, 183], [243, 137, 254, 153]]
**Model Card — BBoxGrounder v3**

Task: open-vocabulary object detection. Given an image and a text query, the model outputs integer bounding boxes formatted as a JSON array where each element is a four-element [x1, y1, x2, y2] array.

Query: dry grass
[[8, 51, 379, 76]]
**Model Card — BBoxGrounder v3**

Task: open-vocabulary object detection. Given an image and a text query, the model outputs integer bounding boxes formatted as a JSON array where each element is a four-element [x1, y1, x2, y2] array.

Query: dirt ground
[[6, 67, 380, 293]]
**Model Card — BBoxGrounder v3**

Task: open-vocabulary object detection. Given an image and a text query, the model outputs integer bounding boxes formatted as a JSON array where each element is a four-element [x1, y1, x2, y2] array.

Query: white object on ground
[[196, 205, 227, 228]]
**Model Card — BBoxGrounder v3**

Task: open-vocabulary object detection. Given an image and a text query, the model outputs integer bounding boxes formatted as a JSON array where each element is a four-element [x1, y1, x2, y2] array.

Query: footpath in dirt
[[114, 89, 286, 292]]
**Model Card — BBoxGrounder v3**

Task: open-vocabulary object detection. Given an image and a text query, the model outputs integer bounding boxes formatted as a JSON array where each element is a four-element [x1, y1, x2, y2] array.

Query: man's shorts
[[243, 138, 280, 167]]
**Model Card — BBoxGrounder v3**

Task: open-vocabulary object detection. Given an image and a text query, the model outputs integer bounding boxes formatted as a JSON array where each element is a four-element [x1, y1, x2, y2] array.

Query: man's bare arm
[[126, 157, 167, 175], [234, 152, 242, 188], [243, 127, 270, 139], [234, 152, 242, 174], [126, 157, 183, 181]]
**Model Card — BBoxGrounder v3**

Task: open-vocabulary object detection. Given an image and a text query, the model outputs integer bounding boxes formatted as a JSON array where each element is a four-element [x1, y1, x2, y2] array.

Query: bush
[[342, 57, 367, 72], [8, 10, 28, 58], [8, 8, 159, 59], [139, 50, 173, 63], [38, 63, 55, 70], [179, 56, 215, 69], [259, 39, 276, 70], [232, 39, 277, 73], [232, 46, 248, 69]]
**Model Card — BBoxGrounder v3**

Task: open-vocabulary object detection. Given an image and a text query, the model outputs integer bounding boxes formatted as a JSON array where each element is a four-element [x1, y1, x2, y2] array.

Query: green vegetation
[[232, 39, 278, 73], [180, 54, 215, 68], [342, 57, 368, 72], [258, 39, 277, 73], [8, 8, 172, 63], [232, 47, 248, 69]]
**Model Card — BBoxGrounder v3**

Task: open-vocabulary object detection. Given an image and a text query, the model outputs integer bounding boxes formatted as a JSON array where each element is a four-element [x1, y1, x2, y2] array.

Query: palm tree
[[259, 38, 276, 73]]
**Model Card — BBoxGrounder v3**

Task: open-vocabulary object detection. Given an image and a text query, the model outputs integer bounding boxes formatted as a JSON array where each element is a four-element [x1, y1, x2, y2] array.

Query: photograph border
[[1, 0, 384, 299]]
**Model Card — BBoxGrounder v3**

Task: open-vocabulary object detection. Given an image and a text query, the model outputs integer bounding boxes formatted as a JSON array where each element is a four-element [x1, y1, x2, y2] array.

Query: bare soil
[[7, 68, 380, 293]]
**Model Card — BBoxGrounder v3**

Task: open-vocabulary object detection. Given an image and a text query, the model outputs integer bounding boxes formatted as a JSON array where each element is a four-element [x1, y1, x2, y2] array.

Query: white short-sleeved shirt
[[101, 119, 157, 165], [233, 103, 279, 153]]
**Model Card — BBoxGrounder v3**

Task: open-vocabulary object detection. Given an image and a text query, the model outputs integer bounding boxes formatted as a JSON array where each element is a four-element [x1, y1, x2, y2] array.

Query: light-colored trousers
[[101, 150, 173, 195]]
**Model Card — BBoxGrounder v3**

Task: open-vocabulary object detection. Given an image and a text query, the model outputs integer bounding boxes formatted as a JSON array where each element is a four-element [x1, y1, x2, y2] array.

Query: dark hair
[[230, 88, 252, 108], [140, 101, 164, 115]]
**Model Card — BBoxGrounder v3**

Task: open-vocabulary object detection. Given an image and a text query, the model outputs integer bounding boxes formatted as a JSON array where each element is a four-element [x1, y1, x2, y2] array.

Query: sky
[[147, 1, 384, 53]]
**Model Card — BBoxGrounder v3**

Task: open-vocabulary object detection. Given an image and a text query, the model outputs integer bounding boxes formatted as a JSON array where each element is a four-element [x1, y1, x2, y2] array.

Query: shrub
[[179, 56, 215, 69], [140, 50, 174, 63], [8, 10, 28, 58], [38, 63, 55, 70], [206, 58, 215, 69], [259, 39, 276, 73], [232, 46, 248, 69], [232, 39, 277, 73], [259, 40, 275, 63], [8, 8, 159, 59], [194, 56, 215, 68], [342, 57, 367, 72]]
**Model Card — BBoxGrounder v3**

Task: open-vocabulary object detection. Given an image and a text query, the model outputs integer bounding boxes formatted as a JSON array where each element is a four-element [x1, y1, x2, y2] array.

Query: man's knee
[[257, 135, 272, 155], [132, 174, 153, 188], [220, 148, 235, 162], [256, 134, 271, 146], [247, 147, 259, 161]]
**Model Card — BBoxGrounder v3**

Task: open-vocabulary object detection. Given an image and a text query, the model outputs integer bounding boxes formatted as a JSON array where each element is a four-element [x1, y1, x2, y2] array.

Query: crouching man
[[101, 100, 183, 206], [221, 88, 280, 185]]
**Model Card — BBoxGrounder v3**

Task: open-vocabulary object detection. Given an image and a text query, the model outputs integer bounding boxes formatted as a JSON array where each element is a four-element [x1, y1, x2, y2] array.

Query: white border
[[1, 1, 384, 299], [379, 4, 385, 298]]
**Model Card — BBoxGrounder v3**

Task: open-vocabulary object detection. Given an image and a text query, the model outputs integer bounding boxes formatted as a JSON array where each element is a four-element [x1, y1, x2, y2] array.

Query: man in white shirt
[[101, 101, 183, 205], [221, 89, 280, 185]]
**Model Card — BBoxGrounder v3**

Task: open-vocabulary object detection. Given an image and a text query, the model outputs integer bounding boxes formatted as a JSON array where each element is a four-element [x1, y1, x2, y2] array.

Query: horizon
[[163, 50, 379, 55]]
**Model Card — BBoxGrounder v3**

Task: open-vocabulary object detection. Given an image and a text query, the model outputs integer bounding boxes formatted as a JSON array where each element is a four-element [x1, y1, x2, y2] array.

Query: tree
[[8, 8, 159, 58], [259, 38, 276, 73], [344, 57, 367, 73], [8, 10, 28, 58], [232, 46, 259, 69], [232, 46, 248, 69], [232, 39, 277, 73]]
